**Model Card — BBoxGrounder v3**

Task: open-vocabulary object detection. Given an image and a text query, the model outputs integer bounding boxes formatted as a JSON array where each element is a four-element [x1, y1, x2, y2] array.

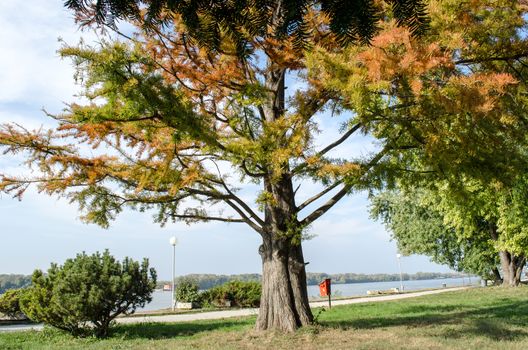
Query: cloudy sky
[[0, 1, 452, 280]]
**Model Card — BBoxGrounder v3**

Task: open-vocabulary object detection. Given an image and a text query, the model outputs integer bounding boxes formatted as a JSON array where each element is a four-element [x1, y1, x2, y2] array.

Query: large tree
[[1, 1, 429, 332], [427, 178, 528, 286], [309, 0, 528, 284], [0, 0, 526, 331], [370, 189, 503, 283]]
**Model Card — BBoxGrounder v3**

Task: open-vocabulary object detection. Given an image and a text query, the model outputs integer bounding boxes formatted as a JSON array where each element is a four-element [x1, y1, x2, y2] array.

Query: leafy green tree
[[1, 0, 526, 331], [429, 178, 528, 286], [371, 171, 528, 286], [19, 250, 156, 337], [370, 190, 502, 282], [312, 0, 528, 285]]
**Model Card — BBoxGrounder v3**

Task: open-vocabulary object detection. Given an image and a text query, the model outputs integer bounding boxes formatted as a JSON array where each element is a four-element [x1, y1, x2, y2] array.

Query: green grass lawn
[[1, 286, 527, 349]]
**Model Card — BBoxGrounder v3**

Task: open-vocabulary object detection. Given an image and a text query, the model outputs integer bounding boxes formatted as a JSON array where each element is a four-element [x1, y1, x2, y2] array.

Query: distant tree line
[[0, 275, 31, 294], [168, 274, 261, 290], [157, 272, 465, 290]]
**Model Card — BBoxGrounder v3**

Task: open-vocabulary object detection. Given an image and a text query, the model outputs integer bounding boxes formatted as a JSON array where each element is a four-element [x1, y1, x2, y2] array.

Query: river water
[[140, 277, 478, 311]]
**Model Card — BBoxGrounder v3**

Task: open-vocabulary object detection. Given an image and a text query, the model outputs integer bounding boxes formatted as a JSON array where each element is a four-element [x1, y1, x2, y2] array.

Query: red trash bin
[[319, 278, 331, 297]]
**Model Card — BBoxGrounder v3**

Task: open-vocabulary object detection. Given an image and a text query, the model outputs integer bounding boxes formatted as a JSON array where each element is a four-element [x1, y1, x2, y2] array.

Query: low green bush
[[200, 280, 261, 308], [20, 250, 156, 337], [0, 289, 26, 319], [200, 286, 229, 308], [175, 278, 201, 303]]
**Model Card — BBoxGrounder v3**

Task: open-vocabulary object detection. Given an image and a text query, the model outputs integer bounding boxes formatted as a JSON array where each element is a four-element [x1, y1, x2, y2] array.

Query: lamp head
[[169, 237, 178, 246]]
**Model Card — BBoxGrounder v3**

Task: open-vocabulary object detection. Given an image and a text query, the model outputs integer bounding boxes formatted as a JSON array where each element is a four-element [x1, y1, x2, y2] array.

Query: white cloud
[[0, 1, 99, 111]]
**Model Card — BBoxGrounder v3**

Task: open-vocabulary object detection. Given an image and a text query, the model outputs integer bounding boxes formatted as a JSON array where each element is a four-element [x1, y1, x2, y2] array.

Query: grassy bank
[[1, 286, 527, 349]]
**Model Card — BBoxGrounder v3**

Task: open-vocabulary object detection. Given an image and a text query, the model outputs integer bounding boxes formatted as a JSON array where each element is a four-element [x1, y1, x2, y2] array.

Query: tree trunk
[[256, 235, 313, 332], [288, 243, 313, 326], [488, 224, 525, 287], [499, 251, 525, 287], [491, 267, 502, 285], [255, 175, 313, 331], [255, 6, 314, 328], [256, 237, 299, 332]]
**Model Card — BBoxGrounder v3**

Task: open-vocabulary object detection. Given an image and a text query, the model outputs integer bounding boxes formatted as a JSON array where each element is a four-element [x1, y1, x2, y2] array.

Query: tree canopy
[[371, 175, 528, 286], [64, 0, 429, 49], [306, 0, 528, 187]]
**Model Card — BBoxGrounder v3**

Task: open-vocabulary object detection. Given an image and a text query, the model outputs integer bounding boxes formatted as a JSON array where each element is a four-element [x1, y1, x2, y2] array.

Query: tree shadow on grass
[[110, 318, 253, 340], [321, 301, 528, 342], [444, 318, 527, 342]]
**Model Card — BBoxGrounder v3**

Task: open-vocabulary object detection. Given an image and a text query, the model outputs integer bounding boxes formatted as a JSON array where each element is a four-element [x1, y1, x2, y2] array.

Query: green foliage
[[65, 0, 429, 50], [0, 289, 26, 319], [175, 278, 201, 303], [19, 250, 156, 338], [0, 275, 31, 294], [370, 189, 500, 279], [200, 281, 261, 308], [305, 0, 528, 188], [496, 177, 528, 256], [199, 286, 229, 308]]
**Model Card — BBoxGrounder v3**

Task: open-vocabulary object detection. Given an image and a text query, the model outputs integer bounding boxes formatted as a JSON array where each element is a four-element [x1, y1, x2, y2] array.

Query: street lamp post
[[169, 236, 178, 311], [397, 253, 404, 292]]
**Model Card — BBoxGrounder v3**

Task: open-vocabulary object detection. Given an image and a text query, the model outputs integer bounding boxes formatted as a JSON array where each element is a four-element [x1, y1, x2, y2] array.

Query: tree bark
[[488, 224, 525, 287], [255, 6, 315, 329], [288, 243, 313, 326], [255, 174, 313, 331], [255, 235, 313, 331], [499, 251, 525, 287], [491, 267, 502, 285], [256, 237, 299, 332]]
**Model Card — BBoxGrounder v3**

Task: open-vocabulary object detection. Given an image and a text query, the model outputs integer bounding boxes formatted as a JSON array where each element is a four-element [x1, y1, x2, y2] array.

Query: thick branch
[[207, 160, 265, 227], [299, 184, 351, 227], [224, 199, 264, 234], [241, 159, 267, 178], [291, 123, 361, 176], [296, 180, 342, 212], [316, 123, 362, 157], [299, 143, 392, 226]]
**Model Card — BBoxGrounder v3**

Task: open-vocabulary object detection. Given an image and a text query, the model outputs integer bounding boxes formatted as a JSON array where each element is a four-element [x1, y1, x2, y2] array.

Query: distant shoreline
[[156, 272, 471, 290]]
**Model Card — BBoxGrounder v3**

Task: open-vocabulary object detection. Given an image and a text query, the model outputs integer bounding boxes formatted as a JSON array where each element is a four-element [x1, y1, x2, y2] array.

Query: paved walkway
[[0, 286, 468, 332]]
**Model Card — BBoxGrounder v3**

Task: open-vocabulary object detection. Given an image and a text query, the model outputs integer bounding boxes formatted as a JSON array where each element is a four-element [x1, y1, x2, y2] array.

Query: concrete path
[[0, 323, 44, 333], [308, 286, 468, 308], [0, 286, 468, 332]]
